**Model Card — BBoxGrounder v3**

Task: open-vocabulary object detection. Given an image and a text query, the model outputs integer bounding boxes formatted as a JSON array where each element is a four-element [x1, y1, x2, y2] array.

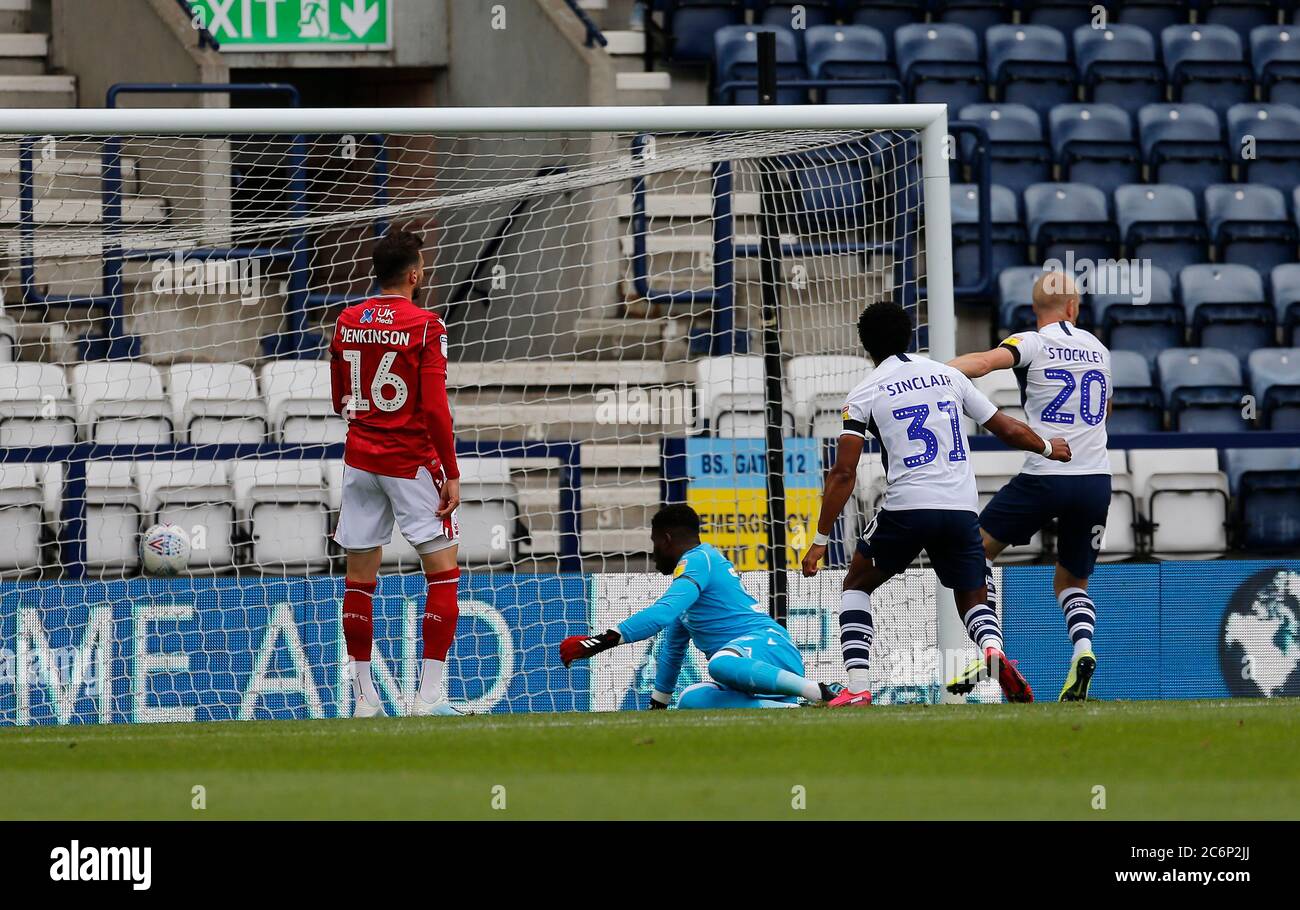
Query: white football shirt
[[842, 353, 998, 512], [1000, 321, 1111, 476]]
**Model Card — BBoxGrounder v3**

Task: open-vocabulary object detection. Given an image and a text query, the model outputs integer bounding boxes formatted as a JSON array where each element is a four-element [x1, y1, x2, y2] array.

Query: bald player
[[948, 271, 1112, 701]]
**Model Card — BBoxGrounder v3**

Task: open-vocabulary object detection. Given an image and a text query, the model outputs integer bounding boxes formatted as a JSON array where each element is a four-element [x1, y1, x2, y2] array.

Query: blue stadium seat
[[1250, 25, 1300, 105], [805, 25, 900, 104], [1202, 0, 1285, 47], [935, 0, 1013, 31], [1138, 103, 1231, 196], [1023, 182, 1119, 263], [1116, 1, 1191, 40], [1180, 263, 1275, 363], [1157, 347, 1249, 431], [951, 183, 1026, 292], [986, 24, 1078, 117], [1270, 261, 1300, 345], [1074, 24, 1167, 117], [754, 0, 835, 32], [1114, 184, 1208, 274], [784, 140, 869, 232], [1222, 447, 1300, 550], [1049, 103, 1141, 185], [849, 1, 926, 42], [957, 103, 1052, 194], [895, 23, 987, 112], [1023, 1, 1099, 31], [997, 265, 1045, 331], [1162, 24, 1254, 115], [713, 24, 806, 104], [667, 1, 746, 63], [1248, 347, 1300, 428], [1110, 348, 1165, 432], [1225, 103, 1300, 193], [1093, 263, 1182, 364], [1204, 183, 1298, 272]]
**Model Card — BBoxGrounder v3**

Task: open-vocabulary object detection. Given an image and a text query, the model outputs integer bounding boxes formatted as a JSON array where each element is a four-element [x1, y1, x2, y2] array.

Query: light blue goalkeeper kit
[[616, 542, 811, 709]]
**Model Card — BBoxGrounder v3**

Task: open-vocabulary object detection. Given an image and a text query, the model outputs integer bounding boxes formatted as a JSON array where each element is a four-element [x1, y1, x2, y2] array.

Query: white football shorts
[[333, 463, 459, 552]]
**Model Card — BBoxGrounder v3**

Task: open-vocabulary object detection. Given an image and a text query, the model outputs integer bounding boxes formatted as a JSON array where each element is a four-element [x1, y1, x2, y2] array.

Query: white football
[[141, 523, 191, 576]]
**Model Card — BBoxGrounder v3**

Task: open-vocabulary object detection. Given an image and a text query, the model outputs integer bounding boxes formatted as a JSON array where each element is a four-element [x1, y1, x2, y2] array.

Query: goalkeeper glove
[[560, 629, 621, 667]]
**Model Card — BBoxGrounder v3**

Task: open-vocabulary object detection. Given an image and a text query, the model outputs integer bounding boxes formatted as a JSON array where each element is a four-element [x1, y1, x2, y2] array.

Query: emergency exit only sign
[[190, 0, 392, 51]]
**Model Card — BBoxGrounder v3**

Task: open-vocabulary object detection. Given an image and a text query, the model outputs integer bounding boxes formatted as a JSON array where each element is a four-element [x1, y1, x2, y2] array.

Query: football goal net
[[0, 103, 984, 725]]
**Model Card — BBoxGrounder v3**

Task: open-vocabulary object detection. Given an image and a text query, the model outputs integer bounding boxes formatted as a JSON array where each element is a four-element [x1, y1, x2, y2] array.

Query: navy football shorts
[[856, 507, 986, 592], [979, 473, 1112, 579]]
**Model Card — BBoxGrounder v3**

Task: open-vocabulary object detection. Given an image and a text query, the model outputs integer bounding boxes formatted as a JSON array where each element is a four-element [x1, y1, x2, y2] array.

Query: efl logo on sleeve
[[672, 562, 686, 579]]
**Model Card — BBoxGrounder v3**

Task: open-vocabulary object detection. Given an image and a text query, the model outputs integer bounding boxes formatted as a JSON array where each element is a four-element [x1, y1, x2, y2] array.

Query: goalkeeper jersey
[[617, 542, 776, 658]]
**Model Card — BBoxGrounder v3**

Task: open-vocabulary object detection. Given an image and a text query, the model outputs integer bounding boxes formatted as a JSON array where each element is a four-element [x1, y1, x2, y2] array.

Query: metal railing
[[562, 0, 608, 48]]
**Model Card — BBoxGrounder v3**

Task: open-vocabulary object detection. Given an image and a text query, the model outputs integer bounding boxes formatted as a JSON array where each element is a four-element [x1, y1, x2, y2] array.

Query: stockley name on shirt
[[880, 372, 953, 397], [1044, 346, 1104, 364], [339, 327, 413, 346]]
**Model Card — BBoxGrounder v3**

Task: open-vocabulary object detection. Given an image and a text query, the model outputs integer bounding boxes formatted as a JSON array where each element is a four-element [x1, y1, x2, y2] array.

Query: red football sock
[[422, 568, 460, 660], [342, 579, 377, 662]]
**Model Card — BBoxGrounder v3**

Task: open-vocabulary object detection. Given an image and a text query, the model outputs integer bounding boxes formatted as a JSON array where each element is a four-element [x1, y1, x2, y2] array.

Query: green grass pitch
[[1, 699, 1296, 820]]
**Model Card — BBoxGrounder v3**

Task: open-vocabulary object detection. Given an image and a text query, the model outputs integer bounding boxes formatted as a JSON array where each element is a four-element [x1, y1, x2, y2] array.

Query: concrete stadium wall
[[50, 0, 228, 108], [435, 0, 621, 361]]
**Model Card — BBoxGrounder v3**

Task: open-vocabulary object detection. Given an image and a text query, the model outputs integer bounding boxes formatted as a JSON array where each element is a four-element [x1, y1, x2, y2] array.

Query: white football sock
[[352, 660, 381, 707], [419, 658, 445, 702], [847, 668, 872, 692]]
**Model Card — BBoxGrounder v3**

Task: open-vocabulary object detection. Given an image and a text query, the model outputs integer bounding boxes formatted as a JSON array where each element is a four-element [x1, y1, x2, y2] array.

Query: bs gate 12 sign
[[686, 437, 823, 572], [191, 0, 392, 51]]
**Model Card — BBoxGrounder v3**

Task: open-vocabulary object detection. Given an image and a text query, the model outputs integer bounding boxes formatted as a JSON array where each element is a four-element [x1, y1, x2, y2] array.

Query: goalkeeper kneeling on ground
[[560, 504, 849, 710]]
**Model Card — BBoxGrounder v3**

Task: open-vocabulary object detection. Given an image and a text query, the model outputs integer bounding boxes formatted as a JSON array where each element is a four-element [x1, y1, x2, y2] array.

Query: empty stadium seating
[[0, 464, 44, 571], [804, 25, 898, 104], [1075, 23, 1165, 116], [10, 0, 1300, 584], [1113, 184, 1206, 275], [0, 362, 75, 446], [1110, 349, 1165, 432], [1049, 103, 1141, 185], [788, 354, 872, 436], [259, 360, 343, 444], [1248, 347, 1300, 427], [1130, 448, 1232, 556], [957, 103, 1052, 193], [1223, 446, 1300, 549], [987, 24, 1077, 115], [1158, 347, 1249, 431]]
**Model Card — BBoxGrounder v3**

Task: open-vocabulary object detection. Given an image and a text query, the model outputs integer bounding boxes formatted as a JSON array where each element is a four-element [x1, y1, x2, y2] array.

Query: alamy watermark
[[1040, 252, 1153, 306], [151, 251, 262, 305], [594, 383, 694, 427]]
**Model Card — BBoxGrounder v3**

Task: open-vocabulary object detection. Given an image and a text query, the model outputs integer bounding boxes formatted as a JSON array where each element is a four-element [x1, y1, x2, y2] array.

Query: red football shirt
[[328, 294, 459, 480]]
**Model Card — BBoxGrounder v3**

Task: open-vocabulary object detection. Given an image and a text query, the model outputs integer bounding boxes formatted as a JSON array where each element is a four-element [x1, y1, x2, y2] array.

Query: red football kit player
[[329, 228, 463, 718]]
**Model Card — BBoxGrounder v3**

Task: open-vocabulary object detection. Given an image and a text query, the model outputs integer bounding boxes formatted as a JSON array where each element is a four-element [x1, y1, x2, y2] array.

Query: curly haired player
[[801, 301, 1072, 706]]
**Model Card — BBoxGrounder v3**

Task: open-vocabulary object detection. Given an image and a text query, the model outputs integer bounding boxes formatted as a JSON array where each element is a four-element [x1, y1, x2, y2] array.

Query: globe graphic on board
[[1219, 568, 1300, 698]]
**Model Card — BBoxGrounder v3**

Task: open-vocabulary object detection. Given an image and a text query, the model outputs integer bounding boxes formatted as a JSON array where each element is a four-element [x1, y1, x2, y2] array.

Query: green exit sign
[[190, 0, 392, 51]]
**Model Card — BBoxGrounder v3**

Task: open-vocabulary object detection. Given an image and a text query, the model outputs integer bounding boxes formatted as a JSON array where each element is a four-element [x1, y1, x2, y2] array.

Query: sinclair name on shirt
[[340, 327, 412, 347], [880, 373, 953, 396]]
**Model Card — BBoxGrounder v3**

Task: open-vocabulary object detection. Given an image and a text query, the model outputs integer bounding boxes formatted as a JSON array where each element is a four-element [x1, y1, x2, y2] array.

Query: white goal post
[[0, 103, 985, 723]]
